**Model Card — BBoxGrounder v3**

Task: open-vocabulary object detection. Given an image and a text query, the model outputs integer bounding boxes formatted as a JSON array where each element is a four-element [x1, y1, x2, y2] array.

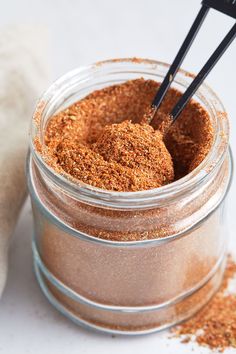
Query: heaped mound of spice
[[39, 78, 213, 192], [173, 256, 236, 352], [93, 121, 174, 188], [45, 121, 173, 191]]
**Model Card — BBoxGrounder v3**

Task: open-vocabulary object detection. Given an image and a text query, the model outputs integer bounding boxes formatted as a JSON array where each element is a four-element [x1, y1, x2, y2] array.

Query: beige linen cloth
[[0, 26, 49, 298]]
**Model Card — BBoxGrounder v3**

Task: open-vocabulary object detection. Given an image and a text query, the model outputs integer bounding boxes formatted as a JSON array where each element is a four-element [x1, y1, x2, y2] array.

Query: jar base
[[33, 244, 226, 335]]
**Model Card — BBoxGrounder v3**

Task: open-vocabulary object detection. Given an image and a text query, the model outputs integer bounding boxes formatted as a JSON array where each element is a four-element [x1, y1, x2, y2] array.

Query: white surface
[[0, 0, 236, 353]]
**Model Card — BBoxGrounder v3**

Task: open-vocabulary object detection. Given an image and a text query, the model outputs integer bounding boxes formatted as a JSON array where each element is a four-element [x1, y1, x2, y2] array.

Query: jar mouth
[[30, 58, 229, 209]]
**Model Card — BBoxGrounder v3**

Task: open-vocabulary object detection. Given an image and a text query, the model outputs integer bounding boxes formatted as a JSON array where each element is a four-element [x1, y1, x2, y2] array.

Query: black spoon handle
[[171, 22, 236, 121], [152, 4, 209, 112]]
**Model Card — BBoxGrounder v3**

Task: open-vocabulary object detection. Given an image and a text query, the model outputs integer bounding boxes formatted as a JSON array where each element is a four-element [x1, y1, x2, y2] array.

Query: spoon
[[147, 0, 236, 134]]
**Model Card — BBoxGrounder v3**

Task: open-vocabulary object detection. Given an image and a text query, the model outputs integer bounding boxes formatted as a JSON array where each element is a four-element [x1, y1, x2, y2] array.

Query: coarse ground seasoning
[[37, 78, 214, 191], [53, 121, 174, 191], [173, 256, 236, 352]]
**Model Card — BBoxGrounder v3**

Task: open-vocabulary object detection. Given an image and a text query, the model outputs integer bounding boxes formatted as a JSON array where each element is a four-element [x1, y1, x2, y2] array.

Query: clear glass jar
[[27, 58, 232, 335]]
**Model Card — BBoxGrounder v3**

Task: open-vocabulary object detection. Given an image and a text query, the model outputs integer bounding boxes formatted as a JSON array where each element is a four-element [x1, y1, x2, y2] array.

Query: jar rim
[[30, 57, 229, 209]]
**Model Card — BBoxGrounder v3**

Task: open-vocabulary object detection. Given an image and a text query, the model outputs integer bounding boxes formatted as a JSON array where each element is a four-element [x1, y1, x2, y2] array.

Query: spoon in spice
[[94, 1, 236, 191], [146, 0, 236, 135]]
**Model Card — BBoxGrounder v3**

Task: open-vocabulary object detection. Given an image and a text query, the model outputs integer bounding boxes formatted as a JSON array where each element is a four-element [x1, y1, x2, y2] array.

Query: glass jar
[[27, 58, 232, 335]]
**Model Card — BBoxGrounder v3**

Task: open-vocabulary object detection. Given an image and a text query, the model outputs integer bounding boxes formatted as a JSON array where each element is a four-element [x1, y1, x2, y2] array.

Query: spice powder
[[38, 78, 213, 192], [173, 256, 236, 352]]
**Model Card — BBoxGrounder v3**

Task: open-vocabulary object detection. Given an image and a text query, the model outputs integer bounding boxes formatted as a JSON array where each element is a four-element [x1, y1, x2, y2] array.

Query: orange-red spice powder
[[38, 78, 213, 191], [173, 256, 236, 352]]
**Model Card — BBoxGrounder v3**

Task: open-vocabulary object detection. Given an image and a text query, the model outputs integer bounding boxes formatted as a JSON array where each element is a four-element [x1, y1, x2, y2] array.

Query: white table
[[0, 0, 236, 353]]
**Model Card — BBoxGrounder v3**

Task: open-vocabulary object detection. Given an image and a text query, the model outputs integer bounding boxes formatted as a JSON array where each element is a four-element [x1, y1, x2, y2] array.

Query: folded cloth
[[0, 26, 49, 298]]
